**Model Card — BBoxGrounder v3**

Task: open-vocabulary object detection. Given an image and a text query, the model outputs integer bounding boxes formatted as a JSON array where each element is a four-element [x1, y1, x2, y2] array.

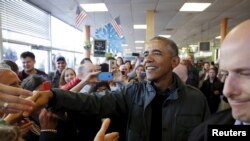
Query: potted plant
[[84, 40, 92, 50]]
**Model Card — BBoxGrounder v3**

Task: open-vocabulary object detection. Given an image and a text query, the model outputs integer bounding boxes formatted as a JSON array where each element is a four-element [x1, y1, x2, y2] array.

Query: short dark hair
[[150, 36, 179, 57], [1, 60, 19, 73], [21, 74, 48, 91], [56, 56, 66, 62], [125, 60, 131, 64], [100, 63, 109, 72], [20, 51, 35, 60], [89, 81, 111, 93], [209, 67, 218, 74]]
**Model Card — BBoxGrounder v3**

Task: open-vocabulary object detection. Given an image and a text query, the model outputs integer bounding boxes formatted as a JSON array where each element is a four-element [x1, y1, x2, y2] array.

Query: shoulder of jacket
[[183, 85, 204, 97], [48, 71, 55, 76], [125, 81, 147, 94], [206, 109, 234, 124]]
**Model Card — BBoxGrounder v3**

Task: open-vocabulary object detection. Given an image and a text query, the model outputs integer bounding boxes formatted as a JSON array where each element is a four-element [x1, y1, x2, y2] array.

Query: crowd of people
[[1, 19, 250, 141]]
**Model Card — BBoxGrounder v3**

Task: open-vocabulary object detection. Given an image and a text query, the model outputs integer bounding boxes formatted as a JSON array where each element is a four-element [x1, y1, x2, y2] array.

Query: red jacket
[[60, 77, 81, 90]]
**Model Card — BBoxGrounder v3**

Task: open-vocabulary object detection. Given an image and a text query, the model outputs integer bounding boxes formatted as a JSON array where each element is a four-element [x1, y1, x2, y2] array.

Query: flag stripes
[[111, 17, 122, 37], [75, 6, 87, 28]]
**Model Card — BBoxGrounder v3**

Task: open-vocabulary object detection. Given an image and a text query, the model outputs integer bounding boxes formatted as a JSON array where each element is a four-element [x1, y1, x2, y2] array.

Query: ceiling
[[27, 0, 250, 52]]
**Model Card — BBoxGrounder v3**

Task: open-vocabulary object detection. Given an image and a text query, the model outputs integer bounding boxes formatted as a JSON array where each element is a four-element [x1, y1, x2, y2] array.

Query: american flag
[[75, 6, 87, 28], [111, 17, 123, 37]]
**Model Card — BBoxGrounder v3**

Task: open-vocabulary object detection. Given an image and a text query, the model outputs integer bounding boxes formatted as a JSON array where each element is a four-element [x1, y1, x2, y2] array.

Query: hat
[[56, 56, 66, 62]]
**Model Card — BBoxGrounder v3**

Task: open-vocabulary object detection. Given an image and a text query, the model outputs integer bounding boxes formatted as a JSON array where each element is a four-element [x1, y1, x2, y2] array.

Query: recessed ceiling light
[[80, 3, 108, 12], [179, 3, 211, 12], [135, 41, 145, 43], [134, 25, 147, 29], [159, 35, 171, 38]]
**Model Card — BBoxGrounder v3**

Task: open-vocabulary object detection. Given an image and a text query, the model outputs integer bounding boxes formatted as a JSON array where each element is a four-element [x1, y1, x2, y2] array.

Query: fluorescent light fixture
[[80, 3, 108, 12], [159, 35, 171, 38], [136, 47, 144, 49], [135, 41, 145, 43], [134, 25, 147, 29], [121, 44, 128, 47], [215, 36, 221, 39], [189, 44, 198, 48], [179, 3, 211, 12]]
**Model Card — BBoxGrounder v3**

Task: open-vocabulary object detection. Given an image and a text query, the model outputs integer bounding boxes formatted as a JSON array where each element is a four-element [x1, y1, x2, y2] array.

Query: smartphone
[[132, 53, 140, 56], [98, 72, 114, 81]]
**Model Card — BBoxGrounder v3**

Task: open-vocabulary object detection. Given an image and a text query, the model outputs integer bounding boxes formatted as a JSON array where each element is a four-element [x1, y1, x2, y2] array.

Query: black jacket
[[49, 73, 210, 141], [188, 109, 234, 141], [48, 70, 61, 88], [200, 77, 224, 114]]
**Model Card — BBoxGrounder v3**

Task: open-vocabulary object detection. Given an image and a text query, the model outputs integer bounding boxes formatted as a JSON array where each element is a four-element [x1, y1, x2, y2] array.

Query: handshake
[[0, 83, 51, 116], [0, 83, 119, 141]]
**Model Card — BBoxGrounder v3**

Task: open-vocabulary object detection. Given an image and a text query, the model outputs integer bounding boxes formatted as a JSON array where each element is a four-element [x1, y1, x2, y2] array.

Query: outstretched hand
[[0, 84, 34, 114], [23, 91, 53, 117], [39, 108, 58, 130], [94, 118, 119, 141]]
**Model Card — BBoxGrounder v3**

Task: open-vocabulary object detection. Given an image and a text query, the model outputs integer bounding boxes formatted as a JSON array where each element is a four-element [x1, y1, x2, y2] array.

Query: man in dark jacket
[[185, 54, 199, 88], [30, 36, 210, 141], [200, 67, 224, 114], [188, 20, 250, 141], [48, 56, 67, 88], [18, 51, 48, 81]]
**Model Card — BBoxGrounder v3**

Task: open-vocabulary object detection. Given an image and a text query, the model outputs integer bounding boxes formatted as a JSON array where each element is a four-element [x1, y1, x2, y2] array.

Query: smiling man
[[48, 56, 67, 88], [0, 68, 21, 88], [0, 68, 34, 114], [24, 36, 209, 141], [18, 51, 48, 81]]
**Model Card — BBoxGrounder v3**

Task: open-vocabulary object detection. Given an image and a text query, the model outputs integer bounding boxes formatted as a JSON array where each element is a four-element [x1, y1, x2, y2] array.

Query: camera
[[132, 53, 140, 56]]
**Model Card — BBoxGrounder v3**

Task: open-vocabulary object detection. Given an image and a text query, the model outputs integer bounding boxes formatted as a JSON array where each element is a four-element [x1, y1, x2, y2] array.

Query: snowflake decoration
[[95, 23, 126, 54]]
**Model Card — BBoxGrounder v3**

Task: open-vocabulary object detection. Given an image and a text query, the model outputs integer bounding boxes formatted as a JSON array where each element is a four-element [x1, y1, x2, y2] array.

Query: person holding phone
[[70, 63, 99, 93], [20, 36, 210, 141]]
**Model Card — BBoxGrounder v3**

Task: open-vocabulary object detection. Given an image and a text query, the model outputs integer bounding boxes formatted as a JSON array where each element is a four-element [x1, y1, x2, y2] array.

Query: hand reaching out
[[80, 71, 100, 84], [39, 108, 58, 130], [94, 118, 119, 141], [27, 91, 54, 115], [0, 84, 35, 114], [16, 119, 33, 136]]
